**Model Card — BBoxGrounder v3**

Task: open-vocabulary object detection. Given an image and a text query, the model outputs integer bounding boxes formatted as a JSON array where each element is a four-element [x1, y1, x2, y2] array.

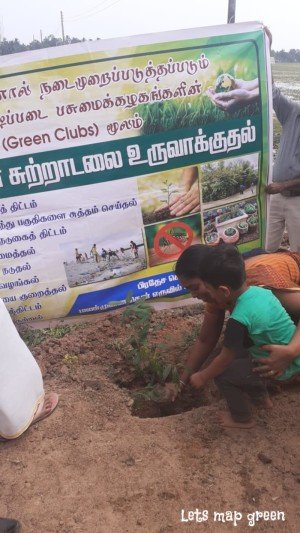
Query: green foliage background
[[201, 159, 258, 203]]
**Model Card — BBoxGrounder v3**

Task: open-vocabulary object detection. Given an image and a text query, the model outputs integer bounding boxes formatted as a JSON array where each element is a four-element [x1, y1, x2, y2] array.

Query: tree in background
[[271, 49, 300, 63], [0, 35, 97, 55], [0, 37, 298, 60]]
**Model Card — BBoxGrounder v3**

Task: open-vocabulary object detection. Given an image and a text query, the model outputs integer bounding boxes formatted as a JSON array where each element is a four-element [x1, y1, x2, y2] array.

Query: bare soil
[[143, 206, 172, 224], [0, 305, 299, 532]]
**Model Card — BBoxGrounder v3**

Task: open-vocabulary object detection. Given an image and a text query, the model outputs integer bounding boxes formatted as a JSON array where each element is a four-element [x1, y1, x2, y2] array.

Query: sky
[[0, 0, 299, 50]]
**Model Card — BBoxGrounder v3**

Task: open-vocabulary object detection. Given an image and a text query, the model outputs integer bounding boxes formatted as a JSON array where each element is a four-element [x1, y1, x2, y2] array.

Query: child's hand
[[190, 371, 206, 389]]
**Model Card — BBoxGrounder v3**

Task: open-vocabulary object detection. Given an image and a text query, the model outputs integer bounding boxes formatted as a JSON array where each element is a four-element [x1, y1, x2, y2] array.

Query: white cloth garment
[[0, 299, 44, 439]]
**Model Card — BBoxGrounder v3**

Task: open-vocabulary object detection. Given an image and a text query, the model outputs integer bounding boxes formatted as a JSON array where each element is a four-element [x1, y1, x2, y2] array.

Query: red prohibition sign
[[154, 221, 193, 259]]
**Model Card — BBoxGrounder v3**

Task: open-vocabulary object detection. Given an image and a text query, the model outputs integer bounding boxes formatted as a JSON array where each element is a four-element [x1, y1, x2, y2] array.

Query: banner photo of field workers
[[0, 21, 272, 323]]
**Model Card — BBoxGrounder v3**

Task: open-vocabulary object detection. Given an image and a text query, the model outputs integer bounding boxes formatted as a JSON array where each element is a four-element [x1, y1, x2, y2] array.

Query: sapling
[[160, 179, 178, 208], [120, 294, 180, 399]]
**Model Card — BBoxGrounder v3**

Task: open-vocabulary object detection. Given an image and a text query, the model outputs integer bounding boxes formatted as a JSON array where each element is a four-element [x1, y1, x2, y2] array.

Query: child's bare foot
[[259, 396, 273, 410], [251, 394, 273, 409], [217, 410, 255, 429]]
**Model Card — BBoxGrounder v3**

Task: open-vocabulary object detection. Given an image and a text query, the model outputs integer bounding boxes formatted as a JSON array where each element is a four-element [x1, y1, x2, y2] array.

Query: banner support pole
[[227, 0, 236, 23]]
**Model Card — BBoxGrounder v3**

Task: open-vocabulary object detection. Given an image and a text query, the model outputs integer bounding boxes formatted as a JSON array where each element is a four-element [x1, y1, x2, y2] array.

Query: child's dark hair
[[175, 244, 211, 279], [200, 244, 246, 290]]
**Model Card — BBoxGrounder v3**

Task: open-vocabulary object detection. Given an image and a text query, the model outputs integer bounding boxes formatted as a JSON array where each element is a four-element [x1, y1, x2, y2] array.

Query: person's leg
[[265, 194, 285, 252], [0, 393, 58, 442], [32, 392, 59, 423], [0, 518, 21, 532], [214, 358, 267, 428], [285, 196, 300, 251], [244, 371, 273, 409]]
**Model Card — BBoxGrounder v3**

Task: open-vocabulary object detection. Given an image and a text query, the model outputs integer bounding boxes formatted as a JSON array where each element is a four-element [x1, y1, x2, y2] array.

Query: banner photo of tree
[[0, 22, 271, 322], [200, 154, 259, 207]]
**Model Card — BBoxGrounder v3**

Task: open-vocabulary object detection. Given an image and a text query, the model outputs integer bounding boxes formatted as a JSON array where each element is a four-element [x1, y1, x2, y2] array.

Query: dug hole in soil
[[104, 303, 217, 418], [1, 302, 298, 533], [114, 363, 214, 419]]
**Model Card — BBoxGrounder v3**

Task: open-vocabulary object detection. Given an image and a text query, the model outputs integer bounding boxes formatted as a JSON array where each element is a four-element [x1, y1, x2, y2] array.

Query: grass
[[18, 323, 81, 347], [272, 62, 300, 102], [137, 98, 260, 135]]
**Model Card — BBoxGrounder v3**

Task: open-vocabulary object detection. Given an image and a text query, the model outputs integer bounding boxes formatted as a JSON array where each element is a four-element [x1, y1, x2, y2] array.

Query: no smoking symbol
[[153, 221, 193, 259]]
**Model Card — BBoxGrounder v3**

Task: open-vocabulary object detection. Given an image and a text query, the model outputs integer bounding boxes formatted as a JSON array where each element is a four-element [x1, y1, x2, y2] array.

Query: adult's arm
[[264, 26, 294, 125], [266, 174, 300, 194], [272, 84, 294, 126], [179, 308, 225, 385], [254, 322, 300, 376], [253, 290, 300, 376], [253, 291, 300, 375]]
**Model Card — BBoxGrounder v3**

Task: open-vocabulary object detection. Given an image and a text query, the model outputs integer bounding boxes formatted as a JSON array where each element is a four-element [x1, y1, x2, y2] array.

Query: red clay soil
[[0, 305, 299, 532]]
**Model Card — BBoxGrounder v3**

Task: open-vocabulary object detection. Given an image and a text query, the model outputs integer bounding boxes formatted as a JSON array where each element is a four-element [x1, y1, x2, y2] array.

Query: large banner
[[0, 22, 271, 323]]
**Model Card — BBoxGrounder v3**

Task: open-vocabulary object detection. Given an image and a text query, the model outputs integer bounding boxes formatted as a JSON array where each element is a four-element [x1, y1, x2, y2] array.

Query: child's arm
[[163, 307, 225, 401], [189, 346, 235, 388], [189, 317, 246, 388]]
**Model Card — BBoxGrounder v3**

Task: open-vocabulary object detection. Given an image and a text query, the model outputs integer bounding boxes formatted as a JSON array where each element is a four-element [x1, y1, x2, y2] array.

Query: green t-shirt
[[230, 286, 300, 381]]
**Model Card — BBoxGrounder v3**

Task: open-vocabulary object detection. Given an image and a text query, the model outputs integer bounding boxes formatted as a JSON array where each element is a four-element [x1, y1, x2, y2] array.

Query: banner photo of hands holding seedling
[[0, 21, 271, 323]]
